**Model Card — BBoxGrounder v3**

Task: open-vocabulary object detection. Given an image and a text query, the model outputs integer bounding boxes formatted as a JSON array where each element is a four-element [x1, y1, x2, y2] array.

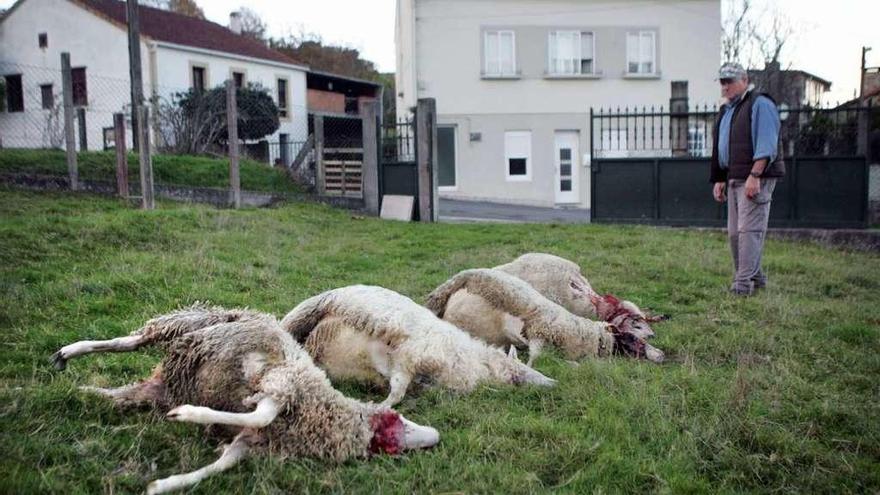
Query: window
[[38, 32, 48, 49], [4, 74, 24, 112], [71, 67, 87, 106], [688, 126, 708, 157], [438, 126, 457, 188], [626, 31, 656, 74], [276, 77, 289, 118], [192, 65, 206, 92], [548, 31, 594, 75], [504, 131, 531, 180], [40, 84, 54, 109], [232, 71, 245, 89], [484, 30, 516, 76]]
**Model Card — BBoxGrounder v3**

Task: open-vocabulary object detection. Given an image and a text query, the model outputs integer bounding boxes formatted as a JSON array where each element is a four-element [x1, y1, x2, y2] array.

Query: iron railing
[[382, 117, 416, 162], [590, 103, 877, 160]]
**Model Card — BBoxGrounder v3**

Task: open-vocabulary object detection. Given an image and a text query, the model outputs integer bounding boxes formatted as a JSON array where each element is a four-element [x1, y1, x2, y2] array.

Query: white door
[[554, 131, 579, 203]]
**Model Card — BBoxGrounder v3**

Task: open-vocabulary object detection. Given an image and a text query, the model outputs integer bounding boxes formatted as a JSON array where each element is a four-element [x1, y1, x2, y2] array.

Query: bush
[[156, 84, 280, 154]]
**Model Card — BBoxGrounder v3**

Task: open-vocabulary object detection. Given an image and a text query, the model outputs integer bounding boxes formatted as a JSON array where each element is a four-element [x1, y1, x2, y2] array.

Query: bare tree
[[722, 0, 752, 64], [722, 0, 796, 69], [236, 7, 267, 42]]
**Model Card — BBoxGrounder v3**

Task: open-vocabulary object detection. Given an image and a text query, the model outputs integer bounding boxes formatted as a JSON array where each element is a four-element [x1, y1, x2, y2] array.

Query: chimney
[[229, 12, 242, 35]]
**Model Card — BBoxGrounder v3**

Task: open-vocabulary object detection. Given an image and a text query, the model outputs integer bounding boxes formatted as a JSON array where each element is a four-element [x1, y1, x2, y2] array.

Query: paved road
[[438, 198, 591, 223]]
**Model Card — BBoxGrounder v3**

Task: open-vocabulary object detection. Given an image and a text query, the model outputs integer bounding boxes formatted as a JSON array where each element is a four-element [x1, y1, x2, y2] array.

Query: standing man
[[710, 63, 785, 296]]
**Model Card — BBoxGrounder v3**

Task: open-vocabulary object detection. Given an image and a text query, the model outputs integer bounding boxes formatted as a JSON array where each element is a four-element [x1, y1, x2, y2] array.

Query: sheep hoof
[[49, 351, 67, 370], [166, 405, 200, 422]]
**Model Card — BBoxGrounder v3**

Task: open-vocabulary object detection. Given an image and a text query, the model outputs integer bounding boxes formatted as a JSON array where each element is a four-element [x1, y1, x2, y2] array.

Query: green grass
[[1, 189, 878, 494], [0, 149, 301, 193]]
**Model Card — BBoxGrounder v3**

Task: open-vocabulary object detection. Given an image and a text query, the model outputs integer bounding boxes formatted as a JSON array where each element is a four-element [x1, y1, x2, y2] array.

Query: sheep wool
[[281, 285, 556, 406], [426, 268, 615, 363]]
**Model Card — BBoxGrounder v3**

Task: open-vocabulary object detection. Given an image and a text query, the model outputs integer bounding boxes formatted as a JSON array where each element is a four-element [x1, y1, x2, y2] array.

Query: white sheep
[[51, 305, 440, 494], [280, 285, 556, 407], [446, 253, 666, 344], [426, 268, 665, 365]]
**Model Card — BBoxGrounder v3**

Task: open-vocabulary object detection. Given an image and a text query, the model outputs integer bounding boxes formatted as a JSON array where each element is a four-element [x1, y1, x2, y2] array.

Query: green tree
[[158, 84, 279, 154]]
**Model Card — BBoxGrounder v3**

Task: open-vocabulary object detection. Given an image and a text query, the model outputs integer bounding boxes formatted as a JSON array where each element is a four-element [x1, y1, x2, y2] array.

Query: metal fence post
[[315, 115, 325, 195], [137, 105, 154, 210], [113, 113, 129, 198], [60, 52, 78, 190], [361, 101, 380, 215], [226, 80, 241, 208], [416, 98, 437, 222]]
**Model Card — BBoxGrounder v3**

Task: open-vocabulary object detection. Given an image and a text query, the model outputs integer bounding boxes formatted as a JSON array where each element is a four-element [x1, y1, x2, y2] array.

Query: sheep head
[[606, 324, 665, 364], [589, 293, 668, 340], [369, 411, 439, 455]]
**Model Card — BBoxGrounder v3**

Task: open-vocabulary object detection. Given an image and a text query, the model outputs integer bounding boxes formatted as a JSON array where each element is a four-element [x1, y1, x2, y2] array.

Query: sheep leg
[[146, 429, 254, 495], [526, 340, 544, 368], [381, 368, 413, 407], [80, 372, 165, 408], [166, 396, 280, 428], [50, 335, 146, 370]]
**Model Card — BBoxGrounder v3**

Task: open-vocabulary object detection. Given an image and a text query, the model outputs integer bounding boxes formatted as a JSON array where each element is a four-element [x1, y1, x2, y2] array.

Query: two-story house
[[396, 0, 720, 209], [0, 0, 308, 163]]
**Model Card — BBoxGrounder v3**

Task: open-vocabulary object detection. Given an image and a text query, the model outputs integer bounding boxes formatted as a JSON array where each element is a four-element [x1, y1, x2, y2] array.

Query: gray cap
[[719, 62, 747, 80]]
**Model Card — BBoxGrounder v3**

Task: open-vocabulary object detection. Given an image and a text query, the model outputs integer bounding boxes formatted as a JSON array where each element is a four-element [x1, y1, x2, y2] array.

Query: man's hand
[[713, 182, 727, 202], [745, 175, 761, 199]]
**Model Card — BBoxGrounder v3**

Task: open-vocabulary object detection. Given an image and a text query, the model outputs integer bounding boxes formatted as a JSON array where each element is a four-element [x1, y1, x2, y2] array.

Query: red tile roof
[[74, 0, 304, 67]]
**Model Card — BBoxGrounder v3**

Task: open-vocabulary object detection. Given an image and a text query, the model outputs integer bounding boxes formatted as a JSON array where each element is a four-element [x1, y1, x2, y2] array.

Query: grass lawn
[[1, 189, 878, 494], [0, 149, 301, 194]]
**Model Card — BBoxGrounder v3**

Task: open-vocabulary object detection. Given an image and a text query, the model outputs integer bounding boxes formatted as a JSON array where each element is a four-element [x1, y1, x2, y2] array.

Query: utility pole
[[861, 46, 872, 101], [858, 46, 872, 156], [126, 0, 143, 148]]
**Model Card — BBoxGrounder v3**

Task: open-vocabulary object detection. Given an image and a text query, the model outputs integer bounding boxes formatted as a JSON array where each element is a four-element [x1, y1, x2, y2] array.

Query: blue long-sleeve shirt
[[718, 91, 780, 169]]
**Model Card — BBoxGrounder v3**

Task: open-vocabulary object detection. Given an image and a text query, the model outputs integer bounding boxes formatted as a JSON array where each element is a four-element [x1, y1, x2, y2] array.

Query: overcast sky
[[3, 0, 876, 103]]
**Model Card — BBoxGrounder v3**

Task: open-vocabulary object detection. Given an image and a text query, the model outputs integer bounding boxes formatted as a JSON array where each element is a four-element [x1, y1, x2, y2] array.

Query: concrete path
[[438, 198, 590, 223]]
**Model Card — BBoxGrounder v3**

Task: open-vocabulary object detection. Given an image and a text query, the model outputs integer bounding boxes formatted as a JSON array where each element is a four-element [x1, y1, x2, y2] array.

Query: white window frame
[[548, 30, 595, 75], [504, 130, 532, 181], [484, 30, 517, 77], [437, 124, 459, 191], [687, 126, 709, 157], [626, 31, 656, 75], [276, 76, 290, 121]]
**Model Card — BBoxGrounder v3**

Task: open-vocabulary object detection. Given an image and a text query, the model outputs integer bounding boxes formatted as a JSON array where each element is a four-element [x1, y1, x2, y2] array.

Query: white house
[[0, 0, 308, 163], [396, 0, 721, 209]]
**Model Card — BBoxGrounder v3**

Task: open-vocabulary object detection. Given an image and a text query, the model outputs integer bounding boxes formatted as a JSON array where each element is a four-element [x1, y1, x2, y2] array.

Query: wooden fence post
[[361, 101, 380, 215], [137, 106, 154, 210], [314, 115, 325, 195], [113, 113, 129, 198], [416, 98, 438, 222], [226, 80, 241, 208], [61, 52, 78, 190]]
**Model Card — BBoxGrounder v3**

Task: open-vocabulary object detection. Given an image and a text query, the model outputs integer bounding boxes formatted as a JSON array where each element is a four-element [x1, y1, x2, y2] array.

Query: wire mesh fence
[[1, 59, 309, 193]]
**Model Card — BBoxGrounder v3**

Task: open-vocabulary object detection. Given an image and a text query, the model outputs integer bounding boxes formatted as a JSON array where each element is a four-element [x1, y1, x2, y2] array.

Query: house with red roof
[[0, 0, 308, 163]]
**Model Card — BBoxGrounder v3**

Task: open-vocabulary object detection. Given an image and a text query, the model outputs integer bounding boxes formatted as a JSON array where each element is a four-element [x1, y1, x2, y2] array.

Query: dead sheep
[[426, 268, 665, 365], [280, 285, 556, 407], [487, 253, 667, 340], [51, 305, 439, 494]]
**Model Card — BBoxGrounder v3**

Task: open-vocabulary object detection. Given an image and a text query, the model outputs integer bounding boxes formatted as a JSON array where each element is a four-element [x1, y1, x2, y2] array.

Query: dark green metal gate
[[590, 104, 874, 228]]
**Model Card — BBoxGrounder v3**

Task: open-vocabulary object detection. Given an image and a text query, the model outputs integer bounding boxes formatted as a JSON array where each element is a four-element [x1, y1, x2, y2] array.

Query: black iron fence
[[591, 103, 877, 159], [589, 103, 877, 228], [382, 117, 416, 163]]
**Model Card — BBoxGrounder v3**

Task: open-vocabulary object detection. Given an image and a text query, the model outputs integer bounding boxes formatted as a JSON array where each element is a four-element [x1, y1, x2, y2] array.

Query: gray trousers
[[727, 178, 776, 293]]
